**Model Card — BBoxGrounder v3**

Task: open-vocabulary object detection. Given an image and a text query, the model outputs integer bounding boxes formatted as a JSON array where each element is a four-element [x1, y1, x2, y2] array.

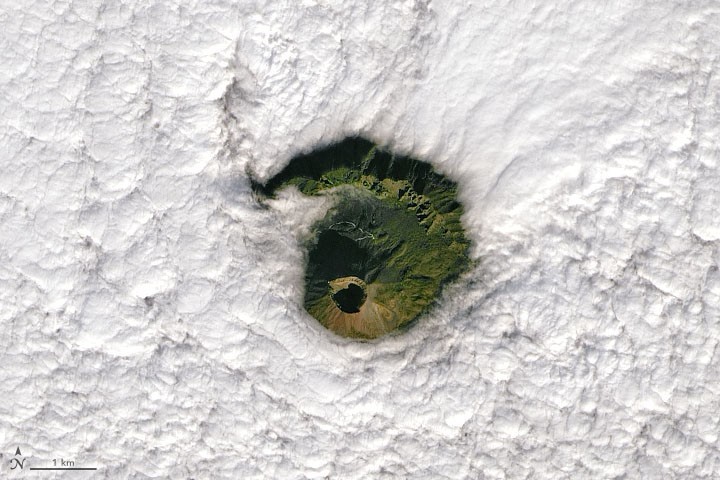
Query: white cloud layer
[[1, 1, 719, 478]]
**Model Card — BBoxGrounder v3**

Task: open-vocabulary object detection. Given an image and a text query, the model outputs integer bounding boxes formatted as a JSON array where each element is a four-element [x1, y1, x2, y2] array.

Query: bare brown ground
[[322, 278, 399, 338]]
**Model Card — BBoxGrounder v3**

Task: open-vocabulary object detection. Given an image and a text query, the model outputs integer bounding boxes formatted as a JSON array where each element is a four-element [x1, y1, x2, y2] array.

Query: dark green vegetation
[[254, 138, 470, 339]]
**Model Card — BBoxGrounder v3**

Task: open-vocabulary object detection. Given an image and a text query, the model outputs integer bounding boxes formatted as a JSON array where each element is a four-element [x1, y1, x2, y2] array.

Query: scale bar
[[30, 467, 98, 471]]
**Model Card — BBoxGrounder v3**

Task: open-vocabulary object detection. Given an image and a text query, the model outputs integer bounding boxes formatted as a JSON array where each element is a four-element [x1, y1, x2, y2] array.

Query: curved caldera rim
[[255, 137, 470, 340]]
